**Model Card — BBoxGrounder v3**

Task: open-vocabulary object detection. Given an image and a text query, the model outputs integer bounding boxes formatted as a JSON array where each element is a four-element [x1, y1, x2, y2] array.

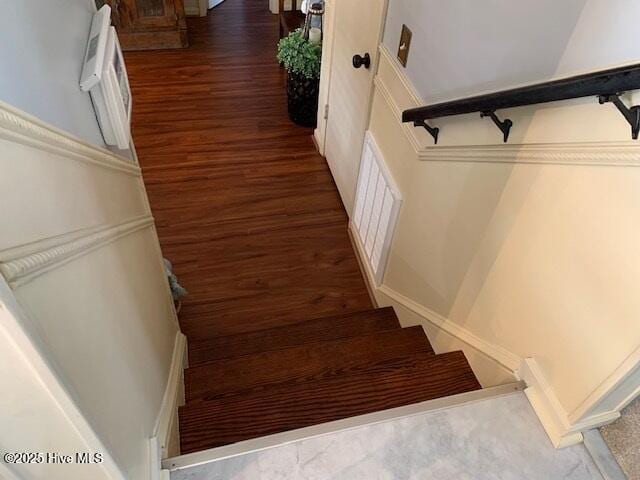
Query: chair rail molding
[[0, 100, 141, 176], [375, 45, 640, 167], [0, 216, 154, 287]]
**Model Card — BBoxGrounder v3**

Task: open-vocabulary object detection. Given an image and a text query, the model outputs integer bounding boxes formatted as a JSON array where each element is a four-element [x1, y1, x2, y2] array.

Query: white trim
[[314, 0, 338, 155], [150, 332, 186, 480], [379, 285, 522, 373], [0, 277, 127, 480], [518, 358, 621, 448], [163, 382, 524, 472], [0, 216, 154, 287], [518, 358, 584, 448], [154, 332, 187, 457], [0, 100, 140, 176], [375, 45, 640, 167], [569, 345, 640, 423], [416, 142, 640, 167], [349, 220, 520, 373]]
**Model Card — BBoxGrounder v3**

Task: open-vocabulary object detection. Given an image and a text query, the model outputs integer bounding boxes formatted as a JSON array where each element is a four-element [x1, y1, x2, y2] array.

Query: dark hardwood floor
[[126, 0, 481, 455], [125, 0, 373, 342]]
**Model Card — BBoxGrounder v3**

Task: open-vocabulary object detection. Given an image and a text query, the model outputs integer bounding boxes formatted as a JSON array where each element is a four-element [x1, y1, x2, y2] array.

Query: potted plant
[[277, 30, 322, 128]]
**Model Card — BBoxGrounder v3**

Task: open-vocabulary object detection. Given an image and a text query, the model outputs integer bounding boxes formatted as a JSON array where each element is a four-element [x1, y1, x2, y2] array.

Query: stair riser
[[188, 307, 400, 365]]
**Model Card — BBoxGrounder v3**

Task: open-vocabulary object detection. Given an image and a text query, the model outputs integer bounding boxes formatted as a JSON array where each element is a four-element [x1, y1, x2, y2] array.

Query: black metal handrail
[[402, 64, 640, 144]]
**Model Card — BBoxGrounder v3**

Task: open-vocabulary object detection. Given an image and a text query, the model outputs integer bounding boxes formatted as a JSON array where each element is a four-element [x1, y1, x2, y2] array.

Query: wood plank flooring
[[125, 0, 481, 456], [125, 0, 373, 343], [179, 350, 480, 452]]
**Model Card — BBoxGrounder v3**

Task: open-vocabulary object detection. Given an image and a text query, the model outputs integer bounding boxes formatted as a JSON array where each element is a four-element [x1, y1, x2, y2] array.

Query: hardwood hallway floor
[[125, 0, 373, 344], [125, 0, 482, 454]]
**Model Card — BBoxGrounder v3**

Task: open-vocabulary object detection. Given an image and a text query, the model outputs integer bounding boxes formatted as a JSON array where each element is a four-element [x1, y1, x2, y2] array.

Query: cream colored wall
[[0, 103, 182, 479], [363, 45, 640, 446], [0, 283, 115, 480]]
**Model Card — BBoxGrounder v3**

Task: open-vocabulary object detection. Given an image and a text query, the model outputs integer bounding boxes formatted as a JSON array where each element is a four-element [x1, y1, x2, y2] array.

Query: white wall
[[383, 0, 640, 103], [0, 0, 106, 146], [0, 101, 181, 479], [352, 0, 640, 447], [0, 286, 114, 480]]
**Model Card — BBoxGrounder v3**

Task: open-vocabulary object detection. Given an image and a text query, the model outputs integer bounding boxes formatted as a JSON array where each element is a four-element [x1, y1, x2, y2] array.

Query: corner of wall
[[366, 39, 638, 451], [348, 220, 518, 388], [517, 358, 622, 449]]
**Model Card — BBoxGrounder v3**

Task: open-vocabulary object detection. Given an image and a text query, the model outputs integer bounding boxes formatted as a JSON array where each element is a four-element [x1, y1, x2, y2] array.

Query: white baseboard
[[518, 358, 620, 448], [348, 221, 520, 377], [150, 331, 187, 480], [378, 286, 521, 373]]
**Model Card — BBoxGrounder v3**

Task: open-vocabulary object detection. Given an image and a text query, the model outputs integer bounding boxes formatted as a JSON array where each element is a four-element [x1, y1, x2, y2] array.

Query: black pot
[[286, 72, 320, 128]]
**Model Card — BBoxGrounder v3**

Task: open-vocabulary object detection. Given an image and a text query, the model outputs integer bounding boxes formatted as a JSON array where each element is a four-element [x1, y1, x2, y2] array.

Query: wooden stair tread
[[185, 325, 433, 401], [179, 350, 481, 452], [188, 307, 400, 365]]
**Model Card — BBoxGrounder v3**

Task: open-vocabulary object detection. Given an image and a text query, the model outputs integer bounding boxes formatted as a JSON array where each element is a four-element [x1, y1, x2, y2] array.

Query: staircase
[[179, 307, 481, 454]]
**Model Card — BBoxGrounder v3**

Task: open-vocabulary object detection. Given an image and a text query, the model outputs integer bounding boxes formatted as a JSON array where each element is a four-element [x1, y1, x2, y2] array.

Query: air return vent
[[353, 132, 402, 286]]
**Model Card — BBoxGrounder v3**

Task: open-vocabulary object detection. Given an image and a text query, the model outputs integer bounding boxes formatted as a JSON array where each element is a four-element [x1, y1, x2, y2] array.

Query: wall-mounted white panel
[[353, 132, 402, 286]]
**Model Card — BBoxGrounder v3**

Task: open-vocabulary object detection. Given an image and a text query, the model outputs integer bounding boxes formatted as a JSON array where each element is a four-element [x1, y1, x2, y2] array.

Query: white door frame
[[313, 0, 389, 157]]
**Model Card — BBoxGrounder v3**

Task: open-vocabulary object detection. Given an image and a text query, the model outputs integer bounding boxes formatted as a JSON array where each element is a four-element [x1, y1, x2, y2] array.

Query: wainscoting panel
[[0, 100, 180, 480]]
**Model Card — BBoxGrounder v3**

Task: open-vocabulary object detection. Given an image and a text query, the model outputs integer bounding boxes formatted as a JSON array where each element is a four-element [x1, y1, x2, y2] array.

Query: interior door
[[323, 0, 387, 214]]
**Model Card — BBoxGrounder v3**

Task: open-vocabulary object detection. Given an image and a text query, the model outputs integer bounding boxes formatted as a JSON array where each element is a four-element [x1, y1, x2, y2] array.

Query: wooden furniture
[[101, 0, 188, 51], [278, 0, 305, 38]]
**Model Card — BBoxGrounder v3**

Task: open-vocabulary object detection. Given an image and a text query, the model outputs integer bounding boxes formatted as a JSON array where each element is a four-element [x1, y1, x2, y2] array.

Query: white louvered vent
[[353, 132, 402, 286]]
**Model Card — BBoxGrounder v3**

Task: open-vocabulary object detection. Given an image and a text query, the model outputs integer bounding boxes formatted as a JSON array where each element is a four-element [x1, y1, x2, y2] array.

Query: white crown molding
[[0, 100, 141, 176], [0, 216, 153, 287], [375, 45, 640, 167]]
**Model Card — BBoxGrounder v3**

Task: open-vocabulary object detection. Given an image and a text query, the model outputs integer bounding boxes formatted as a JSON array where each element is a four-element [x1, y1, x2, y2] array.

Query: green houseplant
[[277, 30, 322, 128]]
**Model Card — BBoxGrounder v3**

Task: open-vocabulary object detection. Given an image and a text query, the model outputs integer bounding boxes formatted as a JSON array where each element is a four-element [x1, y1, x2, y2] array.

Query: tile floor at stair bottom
[[171, 392, 601, 480]]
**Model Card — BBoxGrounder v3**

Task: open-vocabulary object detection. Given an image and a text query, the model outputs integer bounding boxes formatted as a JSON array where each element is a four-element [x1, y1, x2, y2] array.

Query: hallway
[[125, 0, 372, 345], [124, 0, 480, 455]]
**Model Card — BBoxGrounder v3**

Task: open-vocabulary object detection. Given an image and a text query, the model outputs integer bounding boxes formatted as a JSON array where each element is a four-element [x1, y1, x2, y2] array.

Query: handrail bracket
[[413, 120, 439, 144], [480, 111, 513, 143], [599, 93, 640, 140]]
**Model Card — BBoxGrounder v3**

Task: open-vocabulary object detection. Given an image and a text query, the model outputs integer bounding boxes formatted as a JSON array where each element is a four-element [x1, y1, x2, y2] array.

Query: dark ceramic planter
[[287, 72, 320, 128]]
